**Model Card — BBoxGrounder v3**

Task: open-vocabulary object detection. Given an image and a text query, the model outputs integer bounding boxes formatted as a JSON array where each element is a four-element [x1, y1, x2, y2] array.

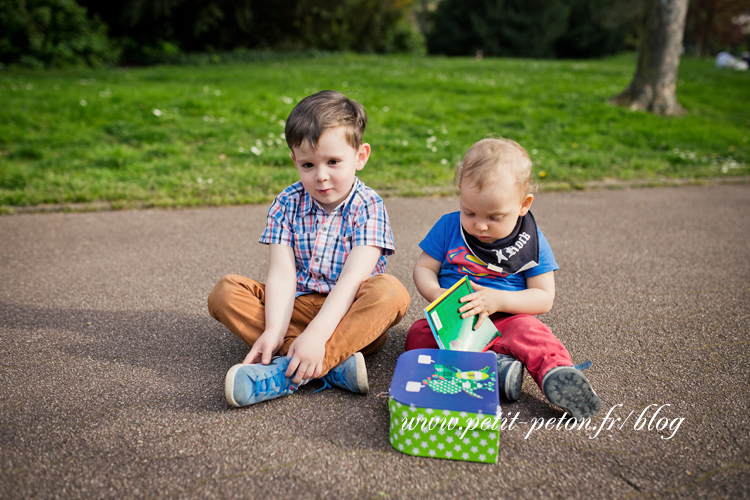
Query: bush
[[0, 0, 120, 68], [427, 0, 632, 59]]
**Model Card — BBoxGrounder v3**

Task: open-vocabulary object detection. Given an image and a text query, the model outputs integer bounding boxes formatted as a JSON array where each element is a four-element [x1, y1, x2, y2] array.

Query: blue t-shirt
[[419, 212, 558, 292]]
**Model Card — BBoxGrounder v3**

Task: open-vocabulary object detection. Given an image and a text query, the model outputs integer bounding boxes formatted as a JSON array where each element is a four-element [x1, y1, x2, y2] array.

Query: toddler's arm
[[285, 245, 382, 383], [459, 271, 556, 328], [413, 251, 446, 303], [243, 244, 297, 365]]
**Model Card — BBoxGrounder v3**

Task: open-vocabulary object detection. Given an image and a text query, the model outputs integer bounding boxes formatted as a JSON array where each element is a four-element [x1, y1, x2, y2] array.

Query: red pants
[[405, 313, 573, 388]]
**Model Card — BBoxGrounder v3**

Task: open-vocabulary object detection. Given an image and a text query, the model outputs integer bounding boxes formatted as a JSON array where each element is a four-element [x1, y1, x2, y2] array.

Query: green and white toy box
[[388, 349, 501, 463]]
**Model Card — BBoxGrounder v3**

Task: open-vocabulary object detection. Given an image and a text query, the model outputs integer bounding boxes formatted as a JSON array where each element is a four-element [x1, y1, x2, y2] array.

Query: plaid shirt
[[260, 177, 395, 295]]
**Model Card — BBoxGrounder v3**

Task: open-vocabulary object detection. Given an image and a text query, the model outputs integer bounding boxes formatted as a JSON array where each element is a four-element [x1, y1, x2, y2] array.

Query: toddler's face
[[290, 126, 369, 213], [459, 175, 533, 244]]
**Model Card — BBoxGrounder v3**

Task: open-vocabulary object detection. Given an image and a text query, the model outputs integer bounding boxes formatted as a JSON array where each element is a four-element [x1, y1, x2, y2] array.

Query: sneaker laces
[[573, 360, 592, 371], [253, 365, 296, 397], [314, 365, 348, 393], [313, 378, 334, 393]]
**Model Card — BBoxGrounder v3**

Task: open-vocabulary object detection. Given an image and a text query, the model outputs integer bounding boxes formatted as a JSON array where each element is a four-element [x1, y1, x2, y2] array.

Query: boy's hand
[[285, 331, 326, 384], [243, 330, 284, 365], [458, 281, 503, 329]]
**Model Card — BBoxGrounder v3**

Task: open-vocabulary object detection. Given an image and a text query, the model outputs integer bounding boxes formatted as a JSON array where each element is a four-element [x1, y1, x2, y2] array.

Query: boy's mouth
[[318, 188, 332, 195]]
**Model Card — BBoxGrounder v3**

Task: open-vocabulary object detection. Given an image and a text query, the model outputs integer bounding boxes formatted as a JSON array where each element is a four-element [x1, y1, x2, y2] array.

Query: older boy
[[405, 138, 601, 420], [209, 90, 410, 407]]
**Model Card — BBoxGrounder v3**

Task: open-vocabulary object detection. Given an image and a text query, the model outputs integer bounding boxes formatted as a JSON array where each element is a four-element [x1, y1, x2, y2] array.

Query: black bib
[[460, 212, 540, 275]]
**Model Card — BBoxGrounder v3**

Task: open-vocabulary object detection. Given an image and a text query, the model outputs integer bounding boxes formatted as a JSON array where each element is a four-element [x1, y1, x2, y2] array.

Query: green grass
[[1, 53, 748, 209]]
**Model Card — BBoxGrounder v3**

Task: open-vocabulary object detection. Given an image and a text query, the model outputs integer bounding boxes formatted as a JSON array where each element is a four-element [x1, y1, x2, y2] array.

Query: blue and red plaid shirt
[[260, 177, 395, 295]]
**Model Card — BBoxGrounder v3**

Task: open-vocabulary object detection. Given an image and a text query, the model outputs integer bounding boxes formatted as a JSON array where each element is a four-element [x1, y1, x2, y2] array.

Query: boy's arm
[[285, 245, 382, 383], [459, 271, 556, 328], [243, 244, 297, 365], [413, 251, 446, 303]]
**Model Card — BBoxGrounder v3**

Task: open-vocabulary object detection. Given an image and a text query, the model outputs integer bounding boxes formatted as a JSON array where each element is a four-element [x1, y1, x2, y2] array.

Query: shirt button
[[314, 257, 320, 263], [318, 275, 325, 280], [322, 227, 328, 232]]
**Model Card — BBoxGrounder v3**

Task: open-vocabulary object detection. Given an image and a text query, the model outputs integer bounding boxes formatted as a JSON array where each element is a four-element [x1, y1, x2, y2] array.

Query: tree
[[610, 0, 689, 116], [684, 0, 750, 56]]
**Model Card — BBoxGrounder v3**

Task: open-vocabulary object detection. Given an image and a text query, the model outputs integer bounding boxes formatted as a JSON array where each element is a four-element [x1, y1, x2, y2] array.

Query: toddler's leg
[[404, 318, 440, 350], [492, 314, 600, 419], [491, 314, 573, 388]]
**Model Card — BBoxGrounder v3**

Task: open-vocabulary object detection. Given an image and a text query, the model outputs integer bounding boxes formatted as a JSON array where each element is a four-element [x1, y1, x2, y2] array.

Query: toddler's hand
[[244, 330, 284, 365], [285, 331, 326, 384], [458, 281, 502, 329]]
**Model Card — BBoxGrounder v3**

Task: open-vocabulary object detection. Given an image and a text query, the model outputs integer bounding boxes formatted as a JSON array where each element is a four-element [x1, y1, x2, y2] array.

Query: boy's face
[[459, 173, 534, 244], [290, 126, 370, 213]]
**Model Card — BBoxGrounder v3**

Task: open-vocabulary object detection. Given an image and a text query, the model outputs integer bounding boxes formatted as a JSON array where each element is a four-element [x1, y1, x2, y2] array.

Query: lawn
[[1, 52, 748, 210]]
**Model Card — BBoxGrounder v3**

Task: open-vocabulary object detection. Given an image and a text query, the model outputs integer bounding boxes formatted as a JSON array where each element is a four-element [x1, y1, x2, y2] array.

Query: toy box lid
[[389, 349, 499, 415]]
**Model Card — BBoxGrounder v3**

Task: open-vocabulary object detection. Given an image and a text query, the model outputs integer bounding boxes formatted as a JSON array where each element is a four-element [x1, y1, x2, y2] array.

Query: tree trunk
[[610, 0, 689, 115]]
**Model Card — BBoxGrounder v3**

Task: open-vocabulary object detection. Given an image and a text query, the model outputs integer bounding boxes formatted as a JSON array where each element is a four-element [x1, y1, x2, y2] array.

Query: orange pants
[[208, 273, 410, 375]]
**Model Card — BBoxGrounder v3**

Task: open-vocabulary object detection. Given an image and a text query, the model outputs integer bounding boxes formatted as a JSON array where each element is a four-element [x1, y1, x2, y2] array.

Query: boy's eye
[[490, 216, 502, 221], [328, 159, 340, 165], [302, 163, 314, 169]]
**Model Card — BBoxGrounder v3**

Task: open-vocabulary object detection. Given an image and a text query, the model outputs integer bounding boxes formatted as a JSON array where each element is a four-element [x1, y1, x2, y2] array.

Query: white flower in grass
[[250, 146, 262, 156], [214, 90, 221, 96], [152, 109, 163, 117], [402, 140, 408, 146], [382, 106, 389, 112], [79, 100, 87, 106], [238, 147, 245, 153], [441, 159, 448, 165]]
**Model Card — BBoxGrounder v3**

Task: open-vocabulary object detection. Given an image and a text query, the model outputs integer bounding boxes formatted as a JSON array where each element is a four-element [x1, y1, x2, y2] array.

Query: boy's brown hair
[[285, 90, 367, 151], [455, 137, 536, 197]]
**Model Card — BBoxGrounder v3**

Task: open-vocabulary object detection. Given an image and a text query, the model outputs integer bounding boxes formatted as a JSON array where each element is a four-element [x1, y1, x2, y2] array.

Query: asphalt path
[[1, 184, 748, 499]]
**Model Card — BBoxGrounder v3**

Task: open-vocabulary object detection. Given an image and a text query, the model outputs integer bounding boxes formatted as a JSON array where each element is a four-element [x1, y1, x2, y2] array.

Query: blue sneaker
[[317, 352, 369, 394], [496, 353, 524, 401], [225, 356, 299, 407], [542, 363, 601, 420]]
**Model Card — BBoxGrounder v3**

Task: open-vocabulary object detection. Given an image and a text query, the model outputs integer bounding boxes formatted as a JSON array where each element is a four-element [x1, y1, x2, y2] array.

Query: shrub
[[0, 0, 120, 68]]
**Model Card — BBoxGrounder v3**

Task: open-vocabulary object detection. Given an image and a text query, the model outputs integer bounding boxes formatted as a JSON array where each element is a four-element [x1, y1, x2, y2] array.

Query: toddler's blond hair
[[455, 138, 536, 197]]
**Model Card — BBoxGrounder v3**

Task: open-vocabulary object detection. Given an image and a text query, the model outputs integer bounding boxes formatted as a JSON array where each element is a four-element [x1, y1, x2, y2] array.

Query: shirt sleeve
[[523, 228, 558, 278], [259, 194, 293, 246], [418, 214, 450, 263], [351, 194, 396, 255]]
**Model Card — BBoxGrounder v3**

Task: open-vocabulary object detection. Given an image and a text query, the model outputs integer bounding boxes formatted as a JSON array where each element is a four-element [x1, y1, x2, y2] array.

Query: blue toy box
[[388, 349, 501, 463]]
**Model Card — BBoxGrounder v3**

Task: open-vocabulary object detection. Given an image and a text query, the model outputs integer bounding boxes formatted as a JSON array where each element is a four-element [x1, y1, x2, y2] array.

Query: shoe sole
[[543, 367, 601, 420], [353, 352, 369, 394], [503, 361, 524, 402], [225, 364, 245, 407]]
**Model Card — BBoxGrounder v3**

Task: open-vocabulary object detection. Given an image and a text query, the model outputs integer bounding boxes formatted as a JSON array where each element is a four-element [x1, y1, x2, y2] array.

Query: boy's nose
[[316, 167, 329, 182]]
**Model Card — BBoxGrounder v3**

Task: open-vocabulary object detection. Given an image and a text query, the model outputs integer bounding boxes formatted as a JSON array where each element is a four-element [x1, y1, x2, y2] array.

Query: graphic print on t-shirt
[[446, 246, 509, 279]]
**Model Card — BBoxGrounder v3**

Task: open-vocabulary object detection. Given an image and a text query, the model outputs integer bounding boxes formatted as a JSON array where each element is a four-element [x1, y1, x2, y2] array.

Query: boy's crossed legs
[[209, 273, 410, 406]]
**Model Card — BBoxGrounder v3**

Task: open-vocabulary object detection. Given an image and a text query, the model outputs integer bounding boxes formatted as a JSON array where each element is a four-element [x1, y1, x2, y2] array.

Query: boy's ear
[[519, 194, 534, 216], [356, 143, 371, 171]]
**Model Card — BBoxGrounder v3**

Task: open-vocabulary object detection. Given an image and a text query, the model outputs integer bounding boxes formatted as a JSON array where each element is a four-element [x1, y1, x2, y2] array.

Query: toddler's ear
[[519, 194, 534, 216]]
